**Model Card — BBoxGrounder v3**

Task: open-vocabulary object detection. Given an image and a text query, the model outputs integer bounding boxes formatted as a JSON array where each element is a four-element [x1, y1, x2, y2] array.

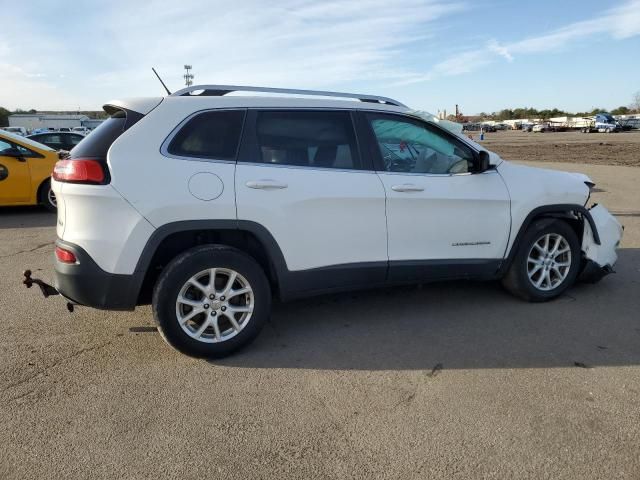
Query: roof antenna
[[152, 67, 172, 95]]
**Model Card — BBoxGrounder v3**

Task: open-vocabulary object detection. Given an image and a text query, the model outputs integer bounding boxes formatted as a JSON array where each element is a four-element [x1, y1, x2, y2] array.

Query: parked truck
[[571, 113, 621, 133]]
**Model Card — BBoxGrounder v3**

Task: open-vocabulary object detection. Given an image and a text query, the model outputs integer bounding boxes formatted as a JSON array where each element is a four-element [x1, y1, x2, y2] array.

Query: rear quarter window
[[70, 109, 143, 160], [166, 110, 245, 160]]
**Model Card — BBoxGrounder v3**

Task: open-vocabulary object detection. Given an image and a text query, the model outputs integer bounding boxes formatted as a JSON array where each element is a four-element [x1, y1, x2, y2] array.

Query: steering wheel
[[447, 158, 469, 174]]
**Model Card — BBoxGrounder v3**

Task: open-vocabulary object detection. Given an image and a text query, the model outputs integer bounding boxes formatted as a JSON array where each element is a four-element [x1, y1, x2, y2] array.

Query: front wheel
[[153, 245, 271, 358], [502, 219, 581, 302]]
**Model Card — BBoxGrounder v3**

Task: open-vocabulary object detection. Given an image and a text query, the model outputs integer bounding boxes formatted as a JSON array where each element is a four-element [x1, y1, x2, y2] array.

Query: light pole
[[184, 65, 194, 87]]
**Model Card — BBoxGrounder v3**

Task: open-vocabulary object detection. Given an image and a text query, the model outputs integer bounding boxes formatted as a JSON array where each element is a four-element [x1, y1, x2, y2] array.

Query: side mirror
[[1, 148, 26, 161], [477, 150, 490, 172]]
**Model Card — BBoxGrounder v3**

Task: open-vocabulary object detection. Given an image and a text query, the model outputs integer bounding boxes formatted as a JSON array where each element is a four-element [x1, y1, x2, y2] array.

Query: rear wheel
[[152, 245, 271, 358], [38, 179, 57, 212], [502, 219, 581, 302]]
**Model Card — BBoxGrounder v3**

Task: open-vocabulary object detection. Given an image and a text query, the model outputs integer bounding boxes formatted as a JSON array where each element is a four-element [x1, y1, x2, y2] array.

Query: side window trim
[[160, 108, 247, 163], [237, 108, 371, 172], [358, 110, 480, 175]]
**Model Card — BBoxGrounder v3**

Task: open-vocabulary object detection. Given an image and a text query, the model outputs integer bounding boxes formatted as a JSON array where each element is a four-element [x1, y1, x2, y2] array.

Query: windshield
[[407, 110, 463, 135]]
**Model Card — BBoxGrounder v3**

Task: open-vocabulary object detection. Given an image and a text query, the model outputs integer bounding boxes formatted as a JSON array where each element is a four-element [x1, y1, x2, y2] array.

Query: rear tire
[[38, 179, 57, 212], [152, 245, 271, 358], [502, 219, 581, 302]]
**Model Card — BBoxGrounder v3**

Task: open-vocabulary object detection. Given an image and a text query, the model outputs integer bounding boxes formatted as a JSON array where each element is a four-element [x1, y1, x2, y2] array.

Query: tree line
[[479, 106, 636, 121], [477, 91, 640, 121]]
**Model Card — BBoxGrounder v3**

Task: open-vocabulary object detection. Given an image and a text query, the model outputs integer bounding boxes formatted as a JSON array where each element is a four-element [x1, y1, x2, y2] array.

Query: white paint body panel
[[52, 178, 65, 238], [582, 204, 623, 267], [235, 164, 387, 270], [496, 161, 591, 256], [377, 170, 511, 260], [106, 99, 238, 228], [54, 181, 155, 274]]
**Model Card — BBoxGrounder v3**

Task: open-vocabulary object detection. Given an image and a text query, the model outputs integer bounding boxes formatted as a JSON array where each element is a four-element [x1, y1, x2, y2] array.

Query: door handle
[[391, 184, 424, 192], [245, 179, 288, 190]]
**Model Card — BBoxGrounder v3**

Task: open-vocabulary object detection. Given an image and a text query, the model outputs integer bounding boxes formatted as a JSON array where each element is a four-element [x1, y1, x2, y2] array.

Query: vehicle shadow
[[214, 248, 640, 371], [0, 206, 56, 229]]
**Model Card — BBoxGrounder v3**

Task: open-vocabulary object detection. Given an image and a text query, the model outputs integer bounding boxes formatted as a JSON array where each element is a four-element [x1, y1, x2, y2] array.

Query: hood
[[568, 171, 595, 188], [497, 161, 591, 207]]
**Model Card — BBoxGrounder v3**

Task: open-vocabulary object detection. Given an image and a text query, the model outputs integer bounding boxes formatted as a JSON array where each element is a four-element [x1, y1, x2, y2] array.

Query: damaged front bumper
[[579, 204, 623, 282]]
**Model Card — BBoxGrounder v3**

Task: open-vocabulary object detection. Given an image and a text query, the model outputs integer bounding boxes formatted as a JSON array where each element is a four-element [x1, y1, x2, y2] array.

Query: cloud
[[105, 0, 465, 88], [508, 0, 640, 55], [0, 62, 80, 110], [0, 0, 638, 109], [487, 40, 513, 62], [421, 0, 640, 80], [0, 0, 465, 109]]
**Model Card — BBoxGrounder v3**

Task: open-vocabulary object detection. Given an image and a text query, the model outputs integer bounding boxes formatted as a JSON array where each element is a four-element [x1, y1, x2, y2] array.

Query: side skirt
[[279, 259, 502, 301]]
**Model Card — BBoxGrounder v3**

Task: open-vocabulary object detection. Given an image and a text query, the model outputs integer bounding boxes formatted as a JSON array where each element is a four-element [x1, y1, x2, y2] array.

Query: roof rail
[[169, 84, 407, 108]]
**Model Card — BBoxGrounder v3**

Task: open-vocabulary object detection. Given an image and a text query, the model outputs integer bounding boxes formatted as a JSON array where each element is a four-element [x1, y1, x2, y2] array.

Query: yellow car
[[0, 129, 59, 211]]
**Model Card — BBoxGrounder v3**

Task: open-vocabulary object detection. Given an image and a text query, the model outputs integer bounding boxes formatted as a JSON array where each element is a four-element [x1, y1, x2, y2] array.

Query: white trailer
[[565, 113, 621, 133]]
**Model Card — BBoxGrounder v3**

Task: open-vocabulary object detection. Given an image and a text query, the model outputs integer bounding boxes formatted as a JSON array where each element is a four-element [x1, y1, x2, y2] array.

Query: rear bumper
[[54, 239, 138, 310]]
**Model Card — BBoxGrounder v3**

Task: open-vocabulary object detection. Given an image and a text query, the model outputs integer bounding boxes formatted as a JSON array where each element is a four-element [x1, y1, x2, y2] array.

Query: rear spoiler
[[103, 97, 163, 116]]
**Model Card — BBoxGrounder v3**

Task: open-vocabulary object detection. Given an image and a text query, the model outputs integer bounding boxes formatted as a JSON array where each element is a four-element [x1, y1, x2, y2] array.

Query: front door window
[[367, 114, 475, 175]]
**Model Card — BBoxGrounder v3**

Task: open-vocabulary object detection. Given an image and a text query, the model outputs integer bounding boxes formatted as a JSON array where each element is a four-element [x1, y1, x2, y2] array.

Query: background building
[[8, 113, 90, 132], [81, 119, 104, 130]]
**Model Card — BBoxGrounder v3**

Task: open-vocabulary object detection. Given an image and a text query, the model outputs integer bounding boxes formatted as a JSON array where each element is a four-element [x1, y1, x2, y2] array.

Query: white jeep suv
[[41, 85, 622, 358]]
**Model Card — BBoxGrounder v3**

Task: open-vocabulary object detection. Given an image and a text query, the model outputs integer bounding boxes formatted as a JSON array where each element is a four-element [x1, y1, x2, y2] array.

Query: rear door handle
[[245, 180, 288, 190], [391, 184, 424, 192]]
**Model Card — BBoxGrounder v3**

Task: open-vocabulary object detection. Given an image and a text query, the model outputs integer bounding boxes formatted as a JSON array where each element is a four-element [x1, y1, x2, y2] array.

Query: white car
[[3, 126, 27, 136], [26, 85, 623, 358], [71, 126, 90, 135]]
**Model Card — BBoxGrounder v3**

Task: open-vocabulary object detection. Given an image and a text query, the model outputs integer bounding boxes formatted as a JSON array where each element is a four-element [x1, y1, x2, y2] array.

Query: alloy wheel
[[47, 188, 57, 208], [526, 233, 572, 291], [175, 268, 254, 343]]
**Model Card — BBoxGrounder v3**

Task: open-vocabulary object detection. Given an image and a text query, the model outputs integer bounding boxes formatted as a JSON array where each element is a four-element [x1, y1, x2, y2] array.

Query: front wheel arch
[[501, 218, 581, 301], [500, 204, 598, 276]]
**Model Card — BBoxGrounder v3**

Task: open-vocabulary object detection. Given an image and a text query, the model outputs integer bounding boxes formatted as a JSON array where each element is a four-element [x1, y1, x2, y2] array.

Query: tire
[[501, 219, 581, 302], [152, 244, 271, 358], [38, 179, 57, 212]]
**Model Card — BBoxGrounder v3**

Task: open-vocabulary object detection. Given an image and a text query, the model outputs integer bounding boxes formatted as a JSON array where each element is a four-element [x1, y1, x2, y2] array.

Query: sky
[[1, 0, 639, 114]]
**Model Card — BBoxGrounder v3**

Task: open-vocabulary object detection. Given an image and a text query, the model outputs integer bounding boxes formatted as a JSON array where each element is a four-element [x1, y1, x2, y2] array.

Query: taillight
[[55, 246, 77, 264], [53, 159, 105, 184]]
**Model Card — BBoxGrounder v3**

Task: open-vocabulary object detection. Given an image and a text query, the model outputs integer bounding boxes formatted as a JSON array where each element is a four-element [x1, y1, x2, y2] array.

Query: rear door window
[[166, 110, 245, 160], [251, 110, 360, 169]]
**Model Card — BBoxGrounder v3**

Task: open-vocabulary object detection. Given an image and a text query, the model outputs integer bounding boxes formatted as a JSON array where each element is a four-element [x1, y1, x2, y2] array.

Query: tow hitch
[[22, 270, 75, 312]]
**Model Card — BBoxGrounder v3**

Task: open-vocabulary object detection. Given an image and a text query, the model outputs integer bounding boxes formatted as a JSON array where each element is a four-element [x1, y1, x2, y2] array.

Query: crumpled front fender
[[582, 204, 623, 268]]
